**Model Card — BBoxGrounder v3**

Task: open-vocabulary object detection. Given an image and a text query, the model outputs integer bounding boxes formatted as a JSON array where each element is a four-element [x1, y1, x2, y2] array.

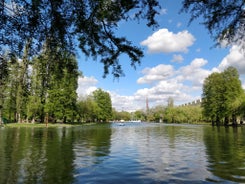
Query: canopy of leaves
[[181, 0, 245, 48], [0, 0, 160, 78], [201, 67, 244, 125], [92, 88, 112, 121]]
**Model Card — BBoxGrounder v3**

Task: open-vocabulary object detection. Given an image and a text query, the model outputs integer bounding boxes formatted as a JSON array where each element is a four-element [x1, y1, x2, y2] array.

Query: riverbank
[[3, 122, 96, 128]]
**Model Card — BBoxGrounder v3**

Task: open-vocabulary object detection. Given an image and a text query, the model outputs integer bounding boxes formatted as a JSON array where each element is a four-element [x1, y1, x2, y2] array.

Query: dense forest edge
[[1, 1, 245, 127], [0, 49, 244, 127]]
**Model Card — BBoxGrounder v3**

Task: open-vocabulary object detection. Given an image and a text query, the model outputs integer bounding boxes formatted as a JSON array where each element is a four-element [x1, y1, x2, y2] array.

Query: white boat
[[130, 120, 141, 123]]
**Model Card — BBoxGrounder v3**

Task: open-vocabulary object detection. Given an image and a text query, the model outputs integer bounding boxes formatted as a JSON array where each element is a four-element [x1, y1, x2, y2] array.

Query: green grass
[[3, 122, 96, 128]]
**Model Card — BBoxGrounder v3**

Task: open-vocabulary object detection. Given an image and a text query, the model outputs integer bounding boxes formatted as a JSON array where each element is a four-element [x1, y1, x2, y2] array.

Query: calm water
[[0, 123, 245, 183]]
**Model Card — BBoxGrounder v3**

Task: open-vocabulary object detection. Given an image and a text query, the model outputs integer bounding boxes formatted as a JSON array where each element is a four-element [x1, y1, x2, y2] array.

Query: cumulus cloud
[[137, 64, 174, 84], [217, 45, 245, 74], [110, 92, 144, 112], [140, 28, 195, 53], [177, 58, 211, 88], [76, 76, 98, 96], [116, 58, 211, 110]]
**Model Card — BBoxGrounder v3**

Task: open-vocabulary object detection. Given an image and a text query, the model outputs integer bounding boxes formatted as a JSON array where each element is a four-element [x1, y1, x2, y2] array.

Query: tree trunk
[[17, 113, 21, 123], [232, 114, 237, 126], [224, 116, 229, 126]]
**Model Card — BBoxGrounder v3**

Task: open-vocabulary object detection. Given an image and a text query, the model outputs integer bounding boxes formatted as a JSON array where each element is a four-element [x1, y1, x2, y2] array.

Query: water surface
[[0, 123, 245, 183]]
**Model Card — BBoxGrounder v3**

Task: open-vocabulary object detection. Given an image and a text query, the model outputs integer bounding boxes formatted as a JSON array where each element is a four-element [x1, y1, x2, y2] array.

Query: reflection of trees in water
[[0, 125, 112, 184], [204, 126, 245, 183], [0, 127, 75, 184], [72, 124, 112, 167]]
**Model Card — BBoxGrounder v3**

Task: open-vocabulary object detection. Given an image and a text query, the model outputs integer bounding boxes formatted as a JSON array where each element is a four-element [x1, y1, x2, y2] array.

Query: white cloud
[[177, 58, 211, 88], [171, 54, 184, 63], [140, 28, 195, 53], [112, 58, 211, 111], [137, 64, 174, 84], [110, 92, 144, 112], [217, 45, 245, 74], [76, 76, 98, 96]]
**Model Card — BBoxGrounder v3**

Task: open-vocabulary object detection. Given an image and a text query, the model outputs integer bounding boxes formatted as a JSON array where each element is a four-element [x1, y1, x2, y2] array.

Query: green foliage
[[202, 67, 244, 125], [2, 55, 19, 122], [77, 97, 99, 122], [77, 89, 112, 122], [163, 105, 203, 124], [133, 110, 146, 121], [112, 110, 131, 121], [147, 105, 165, 122], [44, 53, 79, 123], [0, 0, 160, 78], [1, 46, 79, 124], [92, 89, 112, 122]]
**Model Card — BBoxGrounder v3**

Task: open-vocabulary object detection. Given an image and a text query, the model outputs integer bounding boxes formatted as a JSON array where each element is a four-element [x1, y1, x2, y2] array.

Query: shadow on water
[[0, 125, 112, 184], [0, 127, 76, 184], [203, 126, 245, 183]]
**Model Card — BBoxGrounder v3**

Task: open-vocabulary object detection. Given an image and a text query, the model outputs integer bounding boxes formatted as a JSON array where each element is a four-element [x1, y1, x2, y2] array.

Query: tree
[[44, 52, 79, 123], [181, 0, 245, 48], [146, 105, 165, 122], [133, 110, 146, 121], [0, 0, 160, 78], [15, 42, 31, 123], [202, 67, 244, 126], [3, 55, 19, 122], [77, 96, 99, 123], [0, 54, 9, 124], [112, 109, 131, 121], [222, 67, 244, 125], [92, 89, 112, 122]]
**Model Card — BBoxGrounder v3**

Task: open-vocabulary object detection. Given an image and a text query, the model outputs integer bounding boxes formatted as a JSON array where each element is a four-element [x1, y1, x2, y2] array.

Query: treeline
[[0, 45, 79, 124], [147, 105, 203, 124], [111, 103, 203, 124], [0, 45, 114, 124], [1, 47, 243, 126]]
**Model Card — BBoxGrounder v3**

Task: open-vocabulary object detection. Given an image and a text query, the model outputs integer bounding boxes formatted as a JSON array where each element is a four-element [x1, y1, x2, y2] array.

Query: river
[[0, 122, 245, 183]]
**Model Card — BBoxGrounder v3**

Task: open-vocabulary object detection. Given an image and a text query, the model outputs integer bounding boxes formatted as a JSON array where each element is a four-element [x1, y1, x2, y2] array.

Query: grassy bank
[[3, 122, 96, 128]]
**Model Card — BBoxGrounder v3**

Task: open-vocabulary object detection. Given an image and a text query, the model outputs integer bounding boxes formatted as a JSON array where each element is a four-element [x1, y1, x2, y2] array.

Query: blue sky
[[76, 1, 245, 112]]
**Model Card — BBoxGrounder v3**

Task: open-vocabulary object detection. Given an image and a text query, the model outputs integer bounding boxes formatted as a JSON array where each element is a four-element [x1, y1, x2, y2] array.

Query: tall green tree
[[44, 52, 79, 123], [3, 55, 19, 122], [15, 42, 31, 123], [0, 54, 9, 124], [202, 67, 244, 126], [92, 89, 112, 122]]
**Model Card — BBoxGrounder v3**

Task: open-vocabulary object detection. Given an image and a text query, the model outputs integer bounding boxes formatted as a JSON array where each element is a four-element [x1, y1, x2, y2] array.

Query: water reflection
[[0, 127, 75, 184], [109, 123, 211, 183], [204, 126, 245, 183], [0, 123, 245, 183]]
